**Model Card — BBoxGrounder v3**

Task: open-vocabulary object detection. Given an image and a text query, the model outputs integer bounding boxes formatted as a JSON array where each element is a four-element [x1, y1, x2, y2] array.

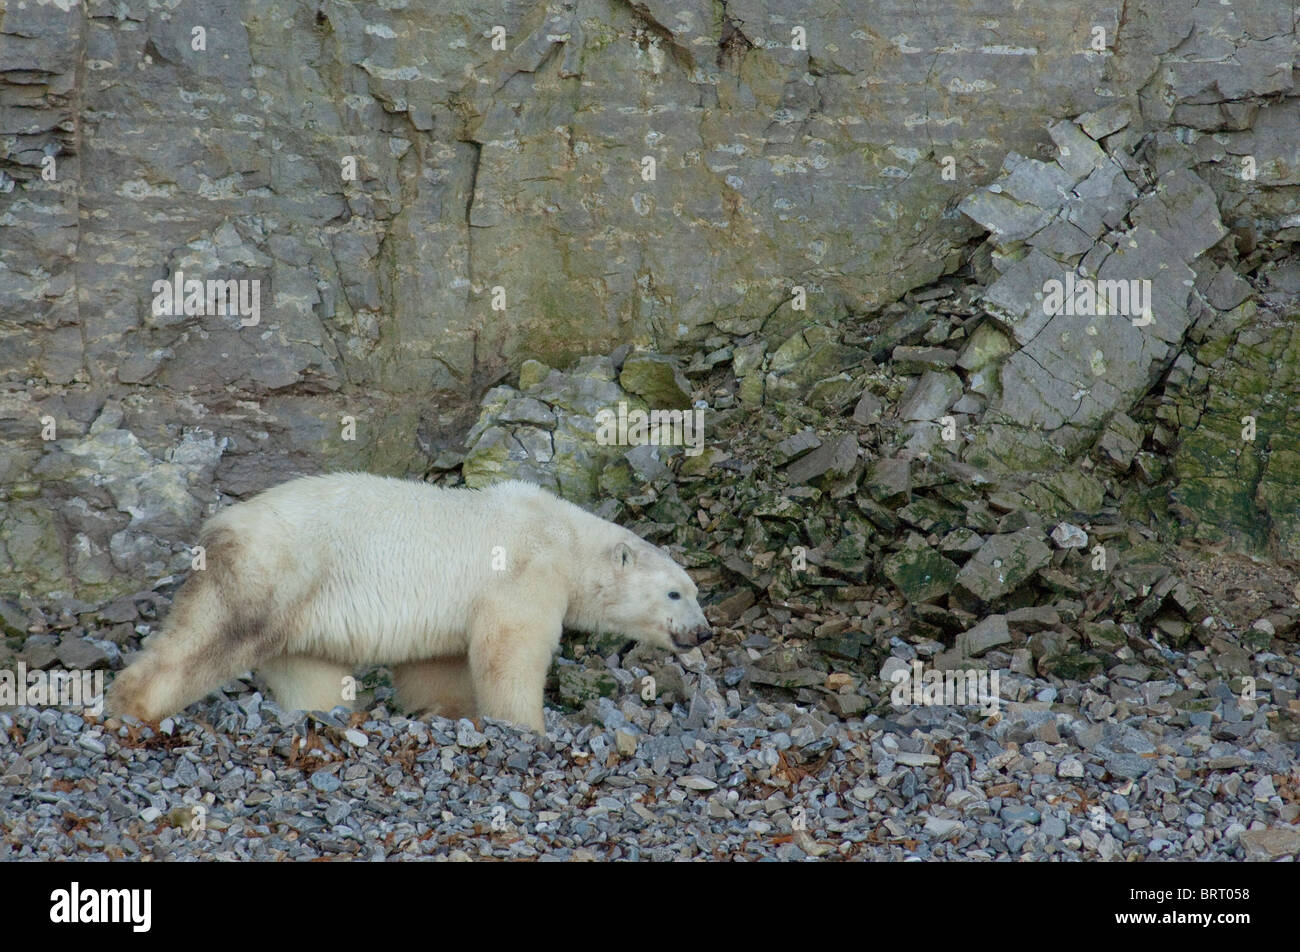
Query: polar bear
[[105, 474, 712, 732]]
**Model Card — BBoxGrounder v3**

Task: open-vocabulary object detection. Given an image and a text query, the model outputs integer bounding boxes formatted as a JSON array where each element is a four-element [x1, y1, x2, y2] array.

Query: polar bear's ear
[[612, 541, 636, 570]]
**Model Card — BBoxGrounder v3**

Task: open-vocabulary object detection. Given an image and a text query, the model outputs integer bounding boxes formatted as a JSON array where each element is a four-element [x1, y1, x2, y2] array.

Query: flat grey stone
[[898, 371, 963, 422], [959, 615, 1012, 657]]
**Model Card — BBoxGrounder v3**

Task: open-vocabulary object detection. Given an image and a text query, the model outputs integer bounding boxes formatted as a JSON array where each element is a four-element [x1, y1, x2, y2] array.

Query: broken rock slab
[[773, 429, 822, 465], [783, 434, 859, 485], [962, 116, 1232, 464], [956, 529, 1053, 602], [958, 614, 1012, 657], [619, 354, 693, 410], [852, 391, 883, 426], [891, 346, 958, 374], [883, 544, 960, 605], [898, 370, 962, 422], [864, 458, 912, 504], [1095, 411, 1144, 472]]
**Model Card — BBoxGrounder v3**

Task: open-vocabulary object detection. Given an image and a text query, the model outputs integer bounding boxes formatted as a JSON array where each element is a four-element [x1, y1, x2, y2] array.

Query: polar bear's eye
[[668, 590, 681, 600]]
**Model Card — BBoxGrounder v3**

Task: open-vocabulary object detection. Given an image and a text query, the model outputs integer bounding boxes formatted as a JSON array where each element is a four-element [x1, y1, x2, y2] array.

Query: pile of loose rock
[[2, 633, 1297, 860]]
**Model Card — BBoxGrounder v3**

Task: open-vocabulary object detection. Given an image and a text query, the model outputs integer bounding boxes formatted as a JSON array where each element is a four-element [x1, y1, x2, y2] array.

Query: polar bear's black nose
[[692, 623, 714, 644]]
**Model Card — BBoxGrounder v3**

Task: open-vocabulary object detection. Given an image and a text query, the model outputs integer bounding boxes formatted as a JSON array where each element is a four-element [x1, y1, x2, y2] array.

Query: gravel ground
[[3, 636, 1298, 861]]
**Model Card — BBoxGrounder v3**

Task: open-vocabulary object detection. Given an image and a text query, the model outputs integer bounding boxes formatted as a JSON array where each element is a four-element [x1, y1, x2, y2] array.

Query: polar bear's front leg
[[257, 655, 355, 713], [467, 591, 564, 733], [393, 657, 476, 720]]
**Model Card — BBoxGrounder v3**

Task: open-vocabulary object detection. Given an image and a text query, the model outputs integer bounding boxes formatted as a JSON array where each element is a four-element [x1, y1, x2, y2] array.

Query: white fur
[[107, 475, 710, 731]]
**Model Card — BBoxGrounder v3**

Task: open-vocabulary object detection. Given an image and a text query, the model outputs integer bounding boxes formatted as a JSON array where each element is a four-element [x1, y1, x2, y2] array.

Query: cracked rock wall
[[0, 0, 1297, 597]]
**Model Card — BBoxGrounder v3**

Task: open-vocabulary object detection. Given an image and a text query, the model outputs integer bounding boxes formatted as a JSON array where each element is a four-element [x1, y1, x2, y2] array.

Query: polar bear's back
[[213, 472, 558, 538], [201, 473, 589, 663]]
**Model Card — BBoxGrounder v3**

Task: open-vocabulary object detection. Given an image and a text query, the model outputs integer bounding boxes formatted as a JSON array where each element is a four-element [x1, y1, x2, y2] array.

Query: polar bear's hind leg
[[393, 657, 477, 720], [105, 528, 287, 721]]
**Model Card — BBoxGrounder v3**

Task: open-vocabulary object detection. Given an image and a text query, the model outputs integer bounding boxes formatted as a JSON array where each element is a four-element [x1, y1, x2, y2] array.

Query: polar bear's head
[[599, 538, 712, 652]]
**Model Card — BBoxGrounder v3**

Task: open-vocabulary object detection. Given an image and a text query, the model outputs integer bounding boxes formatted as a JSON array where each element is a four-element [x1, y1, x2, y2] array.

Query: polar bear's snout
[[667, 595, 713, 650], [670, 619, 714, 650]]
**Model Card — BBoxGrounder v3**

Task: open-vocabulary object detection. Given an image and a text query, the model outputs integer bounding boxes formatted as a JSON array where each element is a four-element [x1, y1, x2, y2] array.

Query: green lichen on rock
[[0, 502, 67, 594], [1169, 313, 1300, 558], [619, 354, 693, 409], [956, 529, 1052, 602], [518, 359, 552, 390], [557, 665, 619, 708], [765, 325, 871, 403], [883, 544, 959, 604], [1043, 652, 1104, 680]]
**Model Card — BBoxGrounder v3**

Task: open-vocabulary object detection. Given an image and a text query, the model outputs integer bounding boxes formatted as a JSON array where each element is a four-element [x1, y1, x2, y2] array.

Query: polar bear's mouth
[[669, 622, 714, 650]]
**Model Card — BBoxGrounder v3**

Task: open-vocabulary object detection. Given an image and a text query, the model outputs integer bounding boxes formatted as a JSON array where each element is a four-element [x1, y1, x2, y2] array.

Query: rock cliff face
[[0, 1, 1296, 597]]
